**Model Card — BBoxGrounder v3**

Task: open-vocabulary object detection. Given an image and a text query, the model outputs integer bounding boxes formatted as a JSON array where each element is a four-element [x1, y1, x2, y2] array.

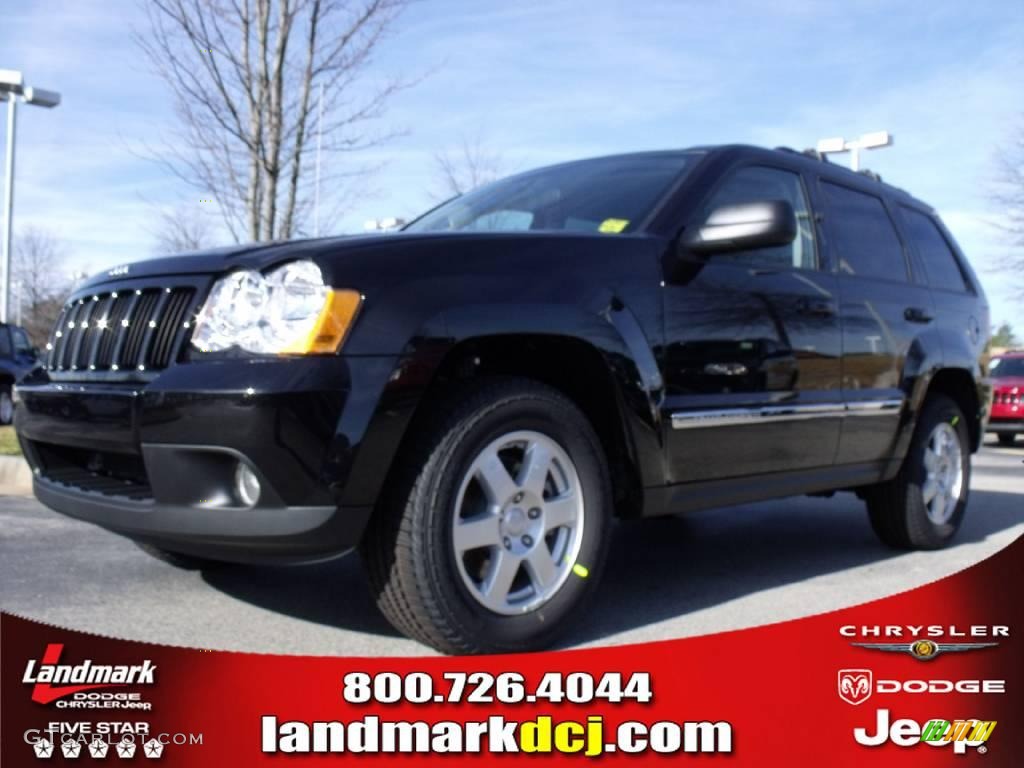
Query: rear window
[[900, 207, 970, 293], [821, 181, 907, 280]]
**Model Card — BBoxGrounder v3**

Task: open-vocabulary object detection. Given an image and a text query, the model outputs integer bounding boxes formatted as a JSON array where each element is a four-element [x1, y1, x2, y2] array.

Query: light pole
[[0, 69, 61, 324], [816, 131, 893, 171]]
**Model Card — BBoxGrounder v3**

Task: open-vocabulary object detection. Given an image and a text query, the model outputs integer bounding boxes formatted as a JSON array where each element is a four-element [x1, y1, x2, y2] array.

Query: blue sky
[[1, 0, 1022, 327]]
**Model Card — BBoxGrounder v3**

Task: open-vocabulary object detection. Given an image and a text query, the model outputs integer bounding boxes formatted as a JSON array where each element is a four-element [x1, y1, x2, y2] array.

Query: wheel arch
[[921, 367, 984, 452]]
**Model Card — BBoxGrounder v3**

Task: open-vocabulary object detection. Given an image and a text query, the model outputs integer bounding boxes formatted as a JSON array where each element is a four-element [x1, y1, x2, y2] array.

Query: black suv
[[0, 322, 38, 425], [15, 146, 991, 654]]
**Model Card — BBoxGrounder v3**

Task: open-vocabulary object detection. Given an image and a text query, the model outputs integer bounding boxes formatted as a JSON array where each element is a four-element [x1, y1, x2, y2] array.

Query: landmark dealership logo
[[22, 644, 156, 705]]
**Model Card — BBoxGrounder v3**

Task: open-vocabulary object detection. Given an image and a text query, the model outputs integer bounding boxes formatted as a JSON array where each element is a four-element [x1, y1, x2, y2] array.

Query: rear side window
[[900, 207, 969, 293], [821, 181, 907, 280], [12, 327, 31, 354]]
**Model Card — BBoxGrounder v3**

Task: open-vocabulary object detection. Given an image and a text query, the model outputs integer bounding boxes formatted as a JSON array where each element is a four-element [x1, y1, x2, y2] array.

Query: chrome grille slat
[[108, 292, 140, 370], [133, 290, 172, 371], [45, 283, 200, 381], [55, 302, 83, 370], [84, 295, 115, 370]]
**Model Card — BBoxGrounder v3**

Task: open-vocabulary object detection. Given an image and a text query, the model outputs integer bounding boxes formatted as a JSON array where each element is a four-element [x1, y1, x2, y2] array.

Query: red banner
[[3, 533, 1021, 765]]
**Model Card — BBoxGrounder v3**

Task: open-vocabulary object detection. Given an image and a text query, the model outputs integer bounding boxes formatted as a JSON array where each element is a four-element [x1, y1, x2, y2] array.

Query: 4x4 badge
[[851, 639, 997, 661]]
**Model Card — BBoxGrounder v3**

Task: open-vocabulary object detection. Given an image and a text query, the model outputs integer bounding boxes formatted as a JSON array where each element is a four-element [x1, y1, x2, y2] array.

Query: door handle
[[904, 306, 934, 324], [797, 298, 837, 317]]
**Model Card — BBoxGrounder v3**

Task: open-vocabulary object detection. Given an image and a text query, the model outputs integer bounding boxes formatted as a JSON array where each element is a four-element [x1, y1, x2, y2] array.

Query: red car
[[989, 352, 1024, 446]]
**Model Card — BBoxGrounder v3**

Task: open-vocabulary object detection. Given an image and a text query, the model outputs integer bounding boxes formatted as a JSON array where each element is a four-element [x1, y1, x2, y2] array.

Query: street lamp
[[1, 69, 61, 324], [816, 131, 893, 171]]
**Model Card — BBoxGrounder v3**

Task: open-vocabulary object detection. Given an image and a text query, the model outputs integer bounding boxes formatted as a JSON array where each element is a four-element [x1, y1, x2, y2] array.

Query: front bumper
[[987, 418, 1024, 435], [14, 355, 397, 563]]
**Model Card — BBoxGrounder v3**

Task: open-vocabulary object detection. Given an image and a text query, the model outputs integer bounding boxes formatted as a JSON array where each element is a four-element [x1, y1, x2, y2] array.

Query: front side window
[[900, 207, 969, 293], [406, 154, 699, 235], [821, 181, 907, 280], [700, 166, 817, 269], [0, 330, 10, 357]]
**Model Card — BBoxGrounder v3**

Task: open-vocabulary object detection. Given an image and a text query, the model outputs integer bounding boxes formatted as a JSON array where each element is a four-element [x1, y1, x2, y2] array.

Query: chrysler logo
[[851, 640, 998, 661]]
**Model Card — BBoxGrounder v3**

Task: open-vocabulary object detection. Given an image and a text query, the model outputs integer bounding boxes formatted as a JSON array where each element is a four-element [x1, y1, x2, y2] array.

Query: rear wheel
[[865, 394, 970, 549], [361, 378, 611, 654], [996, 433, 1016, 447]]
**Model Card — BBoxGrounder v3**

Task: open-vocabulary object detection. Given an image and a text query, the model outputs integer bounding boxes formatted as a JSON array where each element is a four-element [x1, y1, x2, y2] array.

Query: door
[[661, 164, 843, 483], [815, 179, 934, 465]]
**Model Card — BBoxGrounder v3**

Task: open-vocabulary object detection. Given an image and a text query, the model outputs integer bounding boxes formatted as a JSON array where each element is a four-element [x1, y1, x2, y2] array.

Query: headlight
[[191, 260, 361, 355]]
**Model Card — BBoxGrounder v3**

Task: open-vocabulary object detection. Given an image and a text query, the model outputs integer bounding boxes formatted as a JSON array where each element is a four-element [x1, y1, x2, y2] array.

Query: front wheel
[[0, 385, 13, 425], [865, 394, 970, 549], [996, 433, 1016, 447], [361, 378, 612, 654]]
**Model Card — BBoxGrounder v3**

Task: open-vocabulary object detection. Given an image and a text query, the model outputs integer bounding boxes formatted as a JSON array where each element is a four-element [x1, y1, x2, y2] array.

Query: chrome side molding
[[670, 398, 904, 430]]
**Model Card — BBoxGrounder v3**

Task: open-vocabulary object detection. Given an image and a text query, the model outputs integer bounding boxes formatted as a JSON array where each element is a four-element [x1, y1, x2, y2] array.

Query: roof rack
[[775, 146, 832, 163], [857, 169, 882, 182]]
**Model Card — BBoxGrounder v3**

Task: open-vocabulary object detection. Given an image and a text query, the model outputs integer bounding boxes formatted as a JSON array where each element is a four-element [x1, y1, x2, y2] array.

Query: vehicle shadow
[[201, 486, 1024, 647], [571, 486, 1023, 646]]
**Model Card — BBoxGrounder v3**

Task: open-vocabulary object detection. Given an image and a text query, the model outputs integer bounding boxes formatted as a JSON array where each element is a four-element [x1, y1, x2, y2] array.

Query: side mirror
[[681, 199, 797, 257]]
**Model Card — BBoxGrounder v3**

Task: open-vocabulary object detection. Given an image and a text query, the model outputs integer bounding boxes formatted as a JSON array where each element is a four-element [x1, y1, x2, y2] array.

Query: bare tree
[[991, 123, 1024, 299], [13, 227, 73, 344], [433, 135, 505, 199], [137, 0, 414, 243], [153, 205, 215, 254]]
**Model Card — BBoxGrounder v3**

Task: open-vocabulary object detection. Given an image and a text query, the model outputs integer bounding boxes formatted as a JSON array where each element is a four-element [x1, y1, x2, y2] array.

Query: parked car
[[0, 322, 39, 425], [14, 145, 991, 654], [988, 352, 1024, 445]]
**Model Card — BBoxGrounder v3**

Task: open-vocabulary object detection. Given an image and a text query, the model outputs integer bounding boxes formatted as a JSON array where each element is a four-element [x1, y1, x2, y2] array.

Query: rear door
[[661, 162, 843, 483], [814, 179, 934, 465]]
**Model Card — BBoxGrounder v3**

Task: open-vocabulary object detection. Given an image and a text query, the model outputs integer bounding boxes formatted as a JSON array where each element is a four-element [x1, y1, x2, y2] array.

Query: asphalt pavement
[[2, 440, 1022, 656]]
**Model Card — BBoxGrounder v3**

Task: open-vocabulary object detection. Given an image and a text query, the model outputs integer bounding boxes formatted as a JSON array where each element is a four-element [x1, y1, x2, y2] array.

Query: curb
[[0, 454, 33, 495]]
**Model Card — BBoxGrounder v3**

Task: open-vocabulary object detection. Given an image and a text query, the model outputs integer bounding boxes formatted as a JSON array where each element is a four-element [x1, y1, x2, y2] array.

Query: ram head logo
[[838, 669, 873, 705]]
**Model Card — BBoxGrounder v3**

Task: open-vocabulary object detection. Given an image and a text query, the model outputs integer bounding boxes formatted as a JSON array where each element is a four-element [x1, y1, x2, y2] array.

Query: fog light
[[234, 462, 261, 507]]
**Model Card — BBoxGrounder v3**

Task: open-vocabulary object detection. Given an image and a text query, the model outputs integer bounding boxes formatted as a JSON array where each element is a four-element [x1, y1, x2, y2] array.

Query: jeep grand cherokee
[[15, 145, 992, 654]]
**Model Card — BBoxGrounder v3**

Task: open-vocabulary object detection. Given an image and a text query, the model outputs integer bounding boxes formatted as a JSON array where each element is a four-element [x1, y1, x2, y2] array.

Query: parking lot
[[1, 439, 1021, 657]]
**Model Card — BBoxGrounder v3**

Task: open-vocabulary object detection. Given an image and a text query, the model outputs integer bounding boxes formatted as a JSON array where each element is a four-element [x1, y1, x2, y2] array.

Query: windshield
[[992, 357, 1024, 377], [406, 153, 699, 235]]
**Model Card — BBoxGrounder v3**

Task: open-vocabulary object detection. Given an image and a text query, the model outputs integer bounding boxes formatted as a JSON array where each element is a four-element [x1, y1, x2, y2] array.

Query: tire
[[0, 385, 13, 426], [865, 394, 970, 550], [996, 433, 1016, 447], [134, 542, 224, 570], [361, 377, 612, 654]]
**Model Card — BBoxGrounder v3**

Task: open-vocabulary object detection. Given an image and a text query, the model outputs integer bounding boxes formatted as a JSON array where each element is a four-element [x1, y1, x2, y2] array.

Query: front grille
[[45, 283, 200, 380], [994, 391, 1020, 405]]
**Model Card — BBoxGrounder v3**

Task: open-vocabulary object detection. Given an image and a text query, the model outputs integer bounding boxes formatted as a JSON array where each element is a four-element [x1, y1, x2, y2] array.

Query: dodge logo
[[838, 669, 873, 706]]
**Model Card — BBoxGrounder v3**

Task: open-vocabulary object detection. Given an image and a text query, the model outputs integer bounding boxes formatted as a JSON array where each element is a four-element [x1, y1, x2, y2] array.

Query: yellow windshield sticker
[[598, 218, 629, 234]]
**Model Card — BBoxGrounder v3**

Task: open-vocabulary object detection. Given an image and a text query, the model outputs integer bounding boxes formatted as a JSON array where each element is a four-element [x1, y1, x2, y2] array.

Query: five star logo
[[61, 740, 83, 758], [33, 738, 54, 759], [116, 740, 137, 759], [144, 738, 165, 758], [88, 737, 110, 758]]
